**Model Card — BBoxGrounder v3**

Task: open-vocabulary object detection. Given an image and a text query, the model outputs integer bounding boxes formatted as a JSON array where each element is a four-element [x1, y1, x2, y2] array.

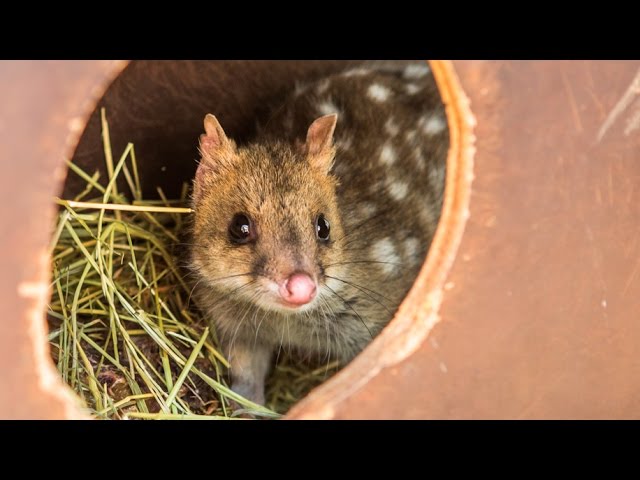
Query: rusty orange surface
[[0, 60, 126, 419], [290, 61, 640, 419], [1, 60, 639, 419]]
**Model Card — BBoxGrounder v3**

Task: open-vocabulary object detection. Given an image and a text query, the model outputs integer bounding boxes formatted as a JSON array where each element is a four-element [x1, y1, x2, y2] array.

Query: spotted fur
[[189, 61, 448, 405]]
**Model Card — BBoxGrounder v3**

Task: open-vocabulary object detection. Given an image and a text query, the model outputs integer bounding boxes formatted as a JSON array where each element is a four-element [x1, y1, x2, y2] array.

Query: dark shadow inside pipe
[[57, 60, 447, 416], [65, 61, 373, 200]]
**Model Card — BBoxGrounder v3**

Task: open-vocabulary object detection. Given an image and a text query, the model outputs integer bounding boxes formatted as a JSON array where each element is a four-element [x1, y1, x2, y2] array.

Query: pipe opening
[[48, 60, 451, 418]]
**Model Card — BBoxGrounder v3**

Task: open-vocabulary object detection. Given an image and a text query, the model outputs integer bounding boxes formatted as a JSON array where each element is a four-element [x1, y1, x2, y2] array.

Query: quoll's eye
[[316, 214, 330, 241], [229, 213, 254, 244]]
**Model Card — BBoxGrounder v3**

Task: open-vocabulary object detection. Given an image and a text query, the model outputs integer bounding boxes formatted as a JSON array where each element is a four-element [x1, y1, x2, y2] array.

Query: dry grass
[[47, 109, 339, 419]]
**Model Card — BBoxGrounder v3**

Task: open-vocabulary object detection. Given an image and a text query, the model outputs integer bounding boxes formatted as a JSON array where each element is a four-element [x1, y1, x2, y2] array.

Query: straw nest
[[47, 110, 339, 420]]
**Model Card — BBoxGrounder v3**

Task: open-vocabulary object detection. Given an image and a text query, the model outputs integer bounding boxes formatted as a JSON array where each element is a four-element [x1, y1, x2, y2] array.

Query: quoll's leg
[[224, 339, 273, 406]]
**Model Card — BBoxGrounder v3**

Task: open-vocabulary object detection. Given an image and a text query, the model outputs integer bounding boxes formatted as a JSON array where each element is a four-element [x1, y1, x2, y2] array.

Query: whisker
[[186, 277, 205, 307], [317, 296, 335, 369], [324, 275, 394, 316], [335, 208, 392, 239], [324, 274, 394, 306], [228, 290, 261, 360], [323, 284, 373, 339], [253, 309, 268, 349], [275, 322, 286, 367], [333, 208, 395, 245], [187, 271, 254, 307], [204, 278, 257, 313], [285, 315, 292, 355], [324, 260, 405, 268], [310, 308, 322, 359], [203, 272, 255, 284]]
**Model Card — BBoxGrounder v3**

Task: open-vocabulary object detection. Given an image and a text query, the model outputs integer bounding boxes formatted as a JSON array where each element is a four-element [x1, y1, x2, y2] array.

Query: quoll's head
[[191, 113, 345, 313]]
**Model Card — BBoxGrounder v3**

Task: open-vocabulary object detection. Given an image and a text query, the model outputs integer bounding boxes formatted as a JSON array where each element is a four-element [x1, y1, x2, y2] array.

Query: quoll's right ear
[[197, 114, 237, 174], [304, 114, 338, 174]]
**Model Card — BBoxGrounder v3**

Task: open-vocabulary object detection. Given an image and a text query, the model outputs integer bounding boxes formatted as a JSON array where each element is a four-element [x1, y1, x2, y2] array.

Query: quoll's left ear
[[196, 113, 238, 179], [305, 114, 338, 174], [201, 113, 233, 156]]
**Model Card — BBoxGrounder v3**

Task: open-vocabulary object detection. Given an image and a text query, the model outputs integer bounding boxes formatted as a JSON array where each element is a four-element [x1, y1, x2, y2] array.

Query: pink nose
[[279, 273, 317, 306]]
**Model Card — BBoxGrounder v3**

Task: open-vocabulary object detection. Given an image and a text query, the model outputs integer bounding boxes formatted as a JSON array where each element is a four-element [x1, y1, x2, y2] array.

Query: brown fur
[[189, 62, 448, 405]]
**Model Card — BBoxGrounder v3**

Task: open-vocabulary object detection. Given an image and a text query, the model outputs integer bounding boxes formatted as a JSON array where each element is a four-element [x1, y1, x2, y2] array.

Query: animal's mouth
[[275, 299, 312, 310], [258, 293, 320, 314]]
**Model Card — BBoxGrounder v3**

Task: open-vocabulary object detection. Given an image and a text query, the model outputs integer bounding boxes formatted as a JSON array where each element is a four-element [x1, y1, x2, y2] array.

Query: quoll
[[189, 62, 448, 405]]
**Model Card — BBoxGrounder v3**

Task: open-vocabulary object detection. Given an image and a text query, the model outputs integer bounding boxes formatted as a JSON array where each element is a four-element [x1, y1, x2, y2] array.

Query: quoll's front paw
[[222, 340, 272, 415], [228, 382, 266, 419], [232, 381, 266, 407]]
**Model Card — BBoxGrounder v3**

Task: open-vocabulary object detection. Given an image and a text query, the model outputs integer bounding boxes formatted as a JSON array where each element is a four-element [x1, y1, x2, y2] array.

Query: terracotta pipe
[[1, 60, 638, 419]]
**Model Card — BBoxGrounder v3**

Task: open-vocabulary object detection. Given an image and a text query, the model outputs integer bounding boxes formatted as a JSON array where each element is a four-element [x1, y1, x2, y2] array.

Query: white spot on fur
[[386, 177, 409, 201], [368, 83, 391, 102], [315, 79, 330, 95], [425, 116, 446, 135], [418, 206, 437, 229], [404, 237, 421, 263], [337, 136, 353, 151], [385, 117, 400, 137], [370, 238, 401, 275], [403, 63, 431, 79], [359, 201, 377, 217], [405, 130, 417, 144], [405, 83, 423, 95], [414, 147, 426, 170], [428, 164, 445, 189], [342, 68, 370, 77], [380, 142, 397, 166], [419, 114, 446, 135], [369, 179, 384, 195], [317, 99, 340, 116], [294, 82, 307, 96]]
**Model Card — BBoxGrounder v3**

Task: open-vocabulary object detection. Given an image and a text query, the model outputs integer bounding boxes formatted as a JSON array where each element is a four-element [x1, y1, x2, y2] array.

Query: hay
[[47, 109, 339, 419]]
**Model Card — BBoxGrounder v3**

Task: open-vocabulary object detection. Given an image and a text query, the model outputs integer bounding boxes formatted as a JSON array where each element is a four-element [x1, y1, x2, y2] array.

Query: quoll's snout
[[279, 272, 317, 306]]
